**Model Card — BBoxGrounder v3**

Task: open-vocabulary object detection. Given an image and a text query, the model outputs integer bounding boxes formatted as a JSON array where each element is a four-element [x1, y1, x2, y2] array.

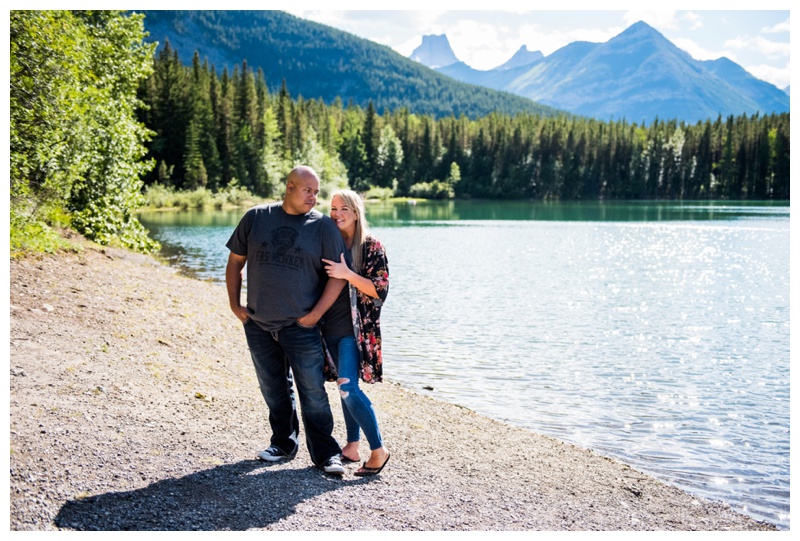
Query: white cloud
[[745, 63, 790, 89], [682, 11, 703, 30], [443, 19, 518, 70], [761, 18, 790, 34], [724, 35, 791, 59], [518, 24, 622, 57], [672, 37, 732, 62], [286, 10, 447, 52], [396, 36, 425, 57]]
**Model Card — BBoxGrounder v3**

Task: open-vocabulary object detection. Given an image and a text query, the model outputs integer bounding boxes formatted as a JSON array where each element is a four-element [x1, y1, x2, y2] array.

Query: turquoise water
[[139, 200, 790, 529]]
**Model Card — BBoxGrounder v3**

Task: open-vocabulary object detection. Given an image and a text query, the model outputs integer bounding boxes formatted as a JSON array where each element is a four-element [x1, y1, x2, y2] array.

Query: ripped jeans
[[324, 334, 384, 450]]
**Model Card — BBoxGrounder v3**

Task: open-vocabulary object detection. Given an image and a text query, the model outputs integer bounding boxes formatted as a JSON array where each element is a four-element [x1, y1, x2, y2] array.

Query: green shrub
[[408, 180, 454, 200], [10, 199, 82, 257], [11, 11, 157, 254], [217, 183, 258, 207], [142, 183, 179, 208], [179, 187, 213, 210], [10, 220, 78, 257], [142, 183, 261, 211], [364, 186, 395, 200]]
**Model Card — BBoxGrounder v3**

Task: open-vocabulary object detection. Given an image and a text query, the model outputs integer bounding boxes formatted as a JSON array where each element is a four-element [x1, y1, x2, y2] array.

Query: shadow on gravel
[[54, 460, 353, 530]]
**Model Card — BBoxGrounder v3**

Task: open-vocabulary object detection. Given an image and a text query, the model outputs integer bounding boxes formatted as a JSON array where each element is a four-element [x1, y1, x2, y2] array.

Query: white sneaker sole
[[257, 450, 295, 461], [324, 466, 345, 475]]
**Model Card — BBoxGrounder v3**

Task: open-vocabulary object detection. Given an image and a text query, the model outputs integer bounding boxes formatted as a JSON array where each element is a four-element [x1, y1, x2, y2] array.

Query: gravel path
[[9, 238, 777, 531]]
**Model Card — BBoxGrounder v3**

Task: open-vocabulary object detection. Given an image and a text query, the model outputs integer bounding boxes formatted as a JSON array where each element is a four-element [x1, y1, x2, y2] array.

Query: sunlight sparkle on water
[[138, 201, 790, 529], [709, 439, 732, 448]]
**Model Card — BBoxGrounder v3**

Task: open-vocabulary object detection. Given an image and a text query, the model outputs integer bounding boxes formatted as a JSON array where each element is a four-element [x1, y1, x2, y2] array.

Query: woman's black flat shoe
[[354, 453, 390, 476]]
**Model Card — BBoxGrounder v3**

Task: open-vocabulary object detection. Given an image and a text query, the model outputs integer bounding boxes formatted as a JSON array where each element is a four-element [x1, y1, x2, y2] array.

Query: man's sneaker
[[257, 445, 295, 462], [321, 455, 345, 475]]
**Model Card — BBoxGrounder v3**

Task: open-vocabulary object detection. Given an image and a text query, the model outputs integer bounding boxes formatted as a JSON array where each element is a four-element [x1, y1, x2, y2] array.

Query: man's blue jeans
[[325, 334, 384, 451], [243, 319, 340, 466]]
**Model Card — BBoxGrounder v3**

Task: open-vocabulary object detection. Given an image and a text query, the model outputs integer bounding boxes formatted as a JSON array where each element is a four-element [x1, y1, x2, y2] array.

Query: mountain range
[[412, 22, 789, 124], [139, 11, 789, 125], [138, 10, 558, 120]]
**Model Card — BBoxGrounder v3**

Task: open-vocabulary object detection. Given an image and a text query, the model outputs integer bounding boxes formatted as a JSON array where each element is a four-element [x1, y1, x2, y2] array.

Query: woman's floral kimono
[[323, 235, 389, 383], [351, 235, 389, 383]]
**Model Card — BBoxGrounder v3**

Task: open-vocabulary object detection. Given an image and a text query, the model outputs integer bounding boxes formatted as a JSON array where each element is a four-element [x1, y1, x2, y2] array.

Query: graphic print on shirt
[[254, 226, 304, 270]]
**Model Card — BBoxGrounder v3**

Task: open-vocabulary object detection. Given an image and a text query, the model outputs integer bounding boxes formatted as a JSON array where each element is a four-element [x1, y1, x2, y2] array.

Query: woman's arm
[[322, 237, 389, 301], [322, 253, 379, 298]]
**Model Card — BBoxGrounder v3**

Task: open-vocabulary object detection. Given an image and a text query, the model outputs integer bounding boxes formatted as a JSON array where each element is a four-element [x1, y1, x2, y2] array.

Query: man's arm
[[226, 252, 250, 323], [297, 275, 347, 328]]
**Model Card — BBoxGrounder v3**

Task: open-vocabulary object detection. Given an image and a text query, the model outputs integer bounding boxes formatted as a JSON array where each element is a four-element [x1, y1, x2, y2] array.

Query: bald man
[[226, 166, 347, 475]]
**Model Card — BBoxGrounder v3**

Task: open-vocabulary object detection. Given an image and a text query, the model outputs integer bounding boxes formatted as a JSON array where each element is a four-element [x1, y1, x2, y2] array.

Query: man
[[226, 165, 346, 475]]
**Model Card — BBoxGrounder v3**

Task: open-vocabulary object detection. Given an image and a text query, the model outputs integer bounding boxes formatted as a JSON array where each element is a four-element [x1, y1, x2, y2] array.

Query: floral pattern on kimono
[[322, 235, 389, 384], [351, 235, 389, 383]]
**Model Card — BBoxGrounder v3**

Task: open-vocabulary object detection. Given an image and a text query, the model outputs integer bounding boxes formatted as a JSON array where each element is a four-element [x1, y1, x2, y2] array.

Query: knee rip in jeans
[[337, 377, 350, 399]]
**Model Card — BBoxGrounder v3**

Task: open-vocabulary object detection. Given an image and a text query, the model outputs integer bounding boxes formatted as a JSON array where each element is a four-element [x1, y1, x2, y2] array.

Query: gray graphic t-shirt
[[226, 203, 347, 332]]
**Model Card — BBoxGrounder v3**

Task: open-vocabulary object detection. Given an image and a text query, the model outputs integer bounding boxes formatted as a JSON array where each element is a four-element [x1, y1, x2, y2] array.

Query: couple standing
[[225, 165, 390, 476]]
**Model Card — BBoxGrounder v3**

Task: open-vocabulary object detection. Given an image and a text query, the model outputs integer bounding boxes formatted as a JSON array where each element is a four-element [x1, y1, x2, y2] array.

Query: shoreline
[[9, 238, 778, 531]]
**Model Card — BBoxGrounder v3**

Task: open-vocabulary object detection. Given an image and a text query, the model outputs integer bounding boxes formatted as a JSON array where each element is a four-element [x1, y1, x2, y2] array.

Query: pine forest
[[141, 41, 790, 204]]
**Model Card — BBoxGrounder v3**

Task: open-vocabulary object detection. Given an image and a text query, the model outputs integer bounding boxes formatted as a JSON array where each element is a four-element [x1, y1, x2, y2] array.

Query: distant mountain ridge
[[408, 34, 460, 69], [416, 21, 789, 124], [493, 45, 544, 71], [138, 10, 560, 120], [139, 11, 787, 125]]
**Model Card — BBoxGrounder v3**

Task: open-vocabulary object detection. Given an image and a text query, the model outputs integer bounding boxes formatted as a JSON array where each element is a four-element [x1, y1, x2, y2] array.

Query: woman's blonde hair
[[331, 189, 370, 272]]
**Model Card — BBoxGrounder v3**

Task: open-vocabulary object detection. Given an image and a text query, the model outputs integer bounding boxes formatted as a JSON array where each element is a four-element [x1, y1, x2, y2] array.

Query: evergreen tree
[[233, 60, 260, 189], [277, 79, 293, 159], [150, 38, 188, 185], [215, 67, 235, 186], [362, 101, 380, 184], [771, 120, 790, 199], [338, 107, 369, 192], [183, 51, 219, 189]]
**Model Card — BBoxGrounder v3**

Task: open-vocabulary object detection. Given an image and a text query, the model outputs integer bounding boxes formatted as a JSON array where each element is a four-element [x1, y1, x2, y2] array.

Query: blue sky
[[285, 3, 792, 90]]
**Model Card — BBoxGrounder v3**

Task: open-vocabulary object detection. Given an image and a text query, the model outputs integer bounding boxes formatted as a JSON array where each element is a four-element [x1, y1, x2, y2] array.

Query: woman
[[321, 189, 390, 476]]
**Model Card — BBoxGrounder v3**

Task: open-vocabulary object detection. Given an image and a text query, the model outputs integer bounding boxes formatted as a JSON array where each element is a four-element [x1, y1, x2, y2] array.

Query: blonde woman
[[321, 189, 390, 476]]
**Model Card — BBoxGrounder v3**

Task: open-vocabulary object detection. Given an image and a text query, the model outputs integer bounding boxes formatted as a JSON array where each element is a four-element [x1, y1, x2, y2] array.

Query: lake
[[138, 200, 790, 529]]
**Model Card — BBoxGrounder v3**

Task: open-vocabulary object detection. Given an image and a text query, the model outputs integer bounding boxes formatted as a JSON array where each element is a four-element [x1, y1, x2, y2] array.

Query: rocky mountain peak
[[493, 45, 544, 71], [409, 34, 460, 69]]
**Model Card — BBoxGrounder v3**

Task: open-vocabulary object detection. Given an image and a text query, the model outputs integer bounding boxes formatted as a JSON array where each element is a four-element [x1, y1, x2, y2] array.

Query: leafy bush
[[10, 203, 79, 257], [142, 183, 180, 208], [215, 182, 259, 208], [142, 183, 261, 210], [10, 11, 158, 254], [408, 180, 454, 200], [178, 187, 214, 210], [363, 186, 395, 200]]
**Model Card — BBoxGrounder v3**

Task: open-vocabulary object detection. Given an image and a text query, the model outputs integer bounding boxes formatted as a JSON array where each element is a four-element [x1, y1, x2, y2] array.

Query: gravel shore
[[9, 237, 778, 531]]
